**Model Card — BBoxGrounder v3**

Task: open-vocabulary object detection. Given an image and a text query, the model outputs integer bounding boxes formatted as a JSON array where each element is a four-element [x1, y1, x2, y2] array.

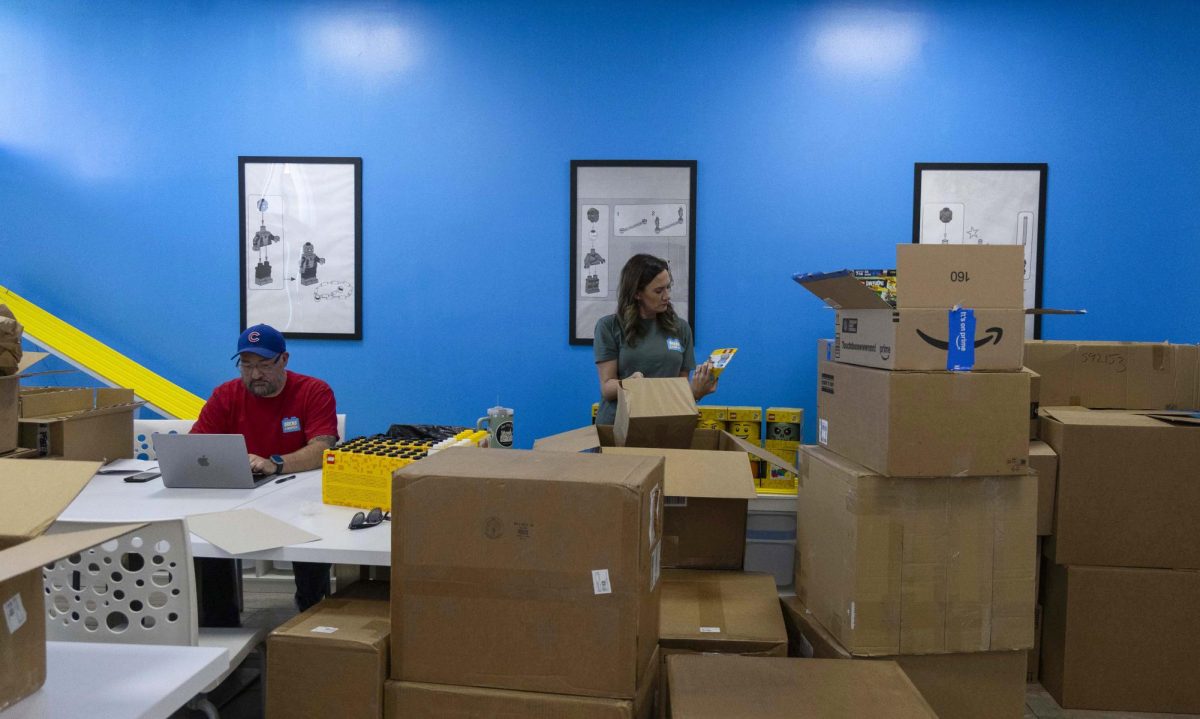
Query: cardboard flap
[[0, 522, 143, 583], [1040, 407, 1171, 428], [1141, 412, 1200, 427], [896, 244, 1024, 309], [618, 376, 698, 418], [0, 459, 100, 541], [602, 447, 757, 499], [15, 352, 50, 374], [793, 271, 892, 310], [531, 426, 601, 453], [725, 432, 799, 474], [19, 400, 144, 423]]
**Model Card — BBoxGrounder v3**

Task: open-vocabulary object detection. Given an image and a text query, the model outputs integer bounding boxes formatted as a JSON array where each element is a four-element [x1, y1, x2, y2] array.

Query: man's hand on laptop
[[248, 453, 276, 476]]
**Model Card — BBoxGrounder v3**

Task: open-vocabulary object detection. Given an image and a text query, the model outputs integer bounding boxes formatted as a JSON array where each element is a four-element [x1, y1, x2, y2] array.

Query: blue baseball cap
[[233, 324, 286, 360]]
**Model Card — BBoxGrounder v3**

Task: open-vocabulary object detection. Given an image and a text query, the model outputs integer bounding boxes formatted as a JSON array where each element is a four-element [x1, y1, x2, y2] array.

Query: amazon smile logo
[[916, 327, 1004, 350]]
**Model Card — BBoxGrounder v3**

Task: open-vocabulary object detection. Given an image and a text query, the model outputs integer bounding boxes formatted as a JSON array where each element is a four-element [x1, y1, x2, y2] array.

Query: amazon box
[[385, 647, 659, 719], [536, 426, 791, 570], [796, 245, 1025, 371], [1024, 340, 1199, 410], [667, 654, 937, 719], [266, 582, 391, 719], [795, 446, 1036, 656], [1028, 441, 1057, 535], [816, 352, 1029, 477], [0, 460, 141, 712], [18, 386, 141, 461], [781, 597, 1027, 719], [614, 377, 698, 448], [391, 448, 663, 699], [1039, 407, 1200, 569], [1041, 563, 1200, 714]]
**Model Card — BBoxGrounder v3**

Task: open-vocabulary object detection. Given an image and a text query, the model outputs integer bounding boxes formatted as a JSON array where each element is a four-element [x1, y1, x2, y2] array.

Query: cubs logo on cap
[[233, 324, 286, 359]]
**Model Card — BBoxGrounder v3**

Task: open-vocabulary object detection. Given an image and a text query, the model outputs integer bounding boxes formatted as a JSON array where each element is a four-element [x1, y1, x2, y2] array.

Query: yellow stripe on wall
[[0, 284, 205, 419]]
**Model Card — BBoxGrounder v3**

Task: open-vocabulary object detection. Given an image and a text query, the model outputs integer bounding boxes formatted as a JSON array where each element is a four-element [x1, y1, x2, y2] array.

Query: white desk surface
[[188, 472, 391, 566], [58, 466, 391, 566], [2, 641, 228, 719]]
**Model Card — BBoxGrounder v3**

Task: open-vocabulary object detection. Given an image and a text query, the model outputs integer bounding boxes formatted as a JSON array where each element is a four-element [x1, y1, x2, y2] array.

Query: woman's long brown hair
[[617, 254, 679, 347]]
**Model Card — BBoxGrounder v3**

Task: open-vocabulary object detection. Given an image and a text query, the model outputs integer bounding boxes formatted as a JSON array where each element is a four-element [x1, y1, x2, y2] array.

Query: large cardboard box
[[781, 596, 1026, 719], [18, 386, 141, 461], [266, 582, 391, 719], [659, 570, 787, 657], [1025, 340, 1199, 409], [0, 460, 140, 711], [1041, 562, 1200, 714], [614, 377, 697, 448], [0, 353, 49, 455], [816, 353, 1030, 477], [536, 426, 785, 570], [1040, 407, 1200, 569], [667, 654, 937, 718], [797, 245, 1025, 371], [390, 448, 663, 699], [1028, 440, 1057, 536], [795, 445, 1036, 655], [385, 647, 659, 719]]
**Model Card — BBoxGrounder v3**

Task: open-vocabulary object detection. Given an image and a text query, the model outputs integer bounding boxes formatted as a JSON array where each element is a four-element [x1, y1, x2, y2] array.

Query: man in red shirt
[[191, 324, 339, 624]]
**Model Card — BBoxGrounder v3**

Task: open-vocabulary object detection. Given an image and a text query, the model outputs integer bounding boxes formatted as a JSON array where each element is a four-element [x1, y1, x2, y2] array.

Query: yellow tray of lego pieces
[[322, 439, 432, 511], [706, 347, 737, 377]]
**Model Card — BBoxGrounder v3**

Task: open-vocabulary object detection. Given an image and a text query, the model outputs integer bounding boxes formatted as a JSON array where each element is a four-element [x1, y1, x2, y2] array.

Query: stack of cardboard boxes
[[789, 245, 1037, 719], [1024, 339, 1200, 714]]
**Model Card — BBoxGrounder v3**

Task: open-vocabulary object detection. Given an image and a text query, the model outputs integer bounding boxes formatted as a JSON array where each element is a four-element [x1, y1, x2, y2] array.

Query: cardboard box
[[1041, 563, 1200, 714], [1040, 407, 1200, 569], [1027, 604, 1041, 684], [816, 354, 1030, 477], [18, 386, 141, 461], [0, 353, 50, 455], [385, 647, 659, 719], [780, 597, 1027, 719], [1025, 340, 1199, 410], [0, 459, 141, 711], [390, 448, 663, 699], [660, 570, 787, 656], [536, 426, 788, 570], [1027, 441, 1057, 536], [266, 582, 391, 719], [797, 245, 1026, 371], [666, 654, 937, 718], [614, 377, 697, 448], [795, 445, 1036, 655], [1026, 366, 1041, 439]]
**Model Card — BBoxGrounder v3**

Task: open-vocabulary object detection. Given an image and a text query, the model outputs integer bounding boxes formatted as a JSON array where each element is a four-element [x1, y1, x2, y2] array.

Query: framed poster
[[570, 160, 697, 345], [913, 162, 1047, 338], [238, 156, 362, 339]]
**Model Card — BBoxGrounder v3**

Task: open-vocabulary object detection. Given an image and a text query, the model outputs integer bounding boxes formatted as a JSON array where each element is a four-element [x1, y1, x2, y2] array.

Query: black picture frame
[[912, 162, 1048, 338], [238, 156, 363, 340], [569, 160, 697, 346]]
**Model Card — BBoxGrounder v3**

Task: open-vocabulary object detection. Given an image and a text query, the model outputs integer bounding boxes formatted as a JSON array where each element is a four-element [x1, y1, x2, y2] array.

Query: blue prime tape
[[947, 308, 976, 371]]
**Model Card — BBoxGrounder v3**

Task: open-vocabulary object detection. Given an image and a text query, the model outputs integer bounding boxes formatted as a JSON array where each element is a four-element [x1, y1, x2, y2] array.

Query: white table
[[57, 466, 391, 566], [2, 641, 228, 719]]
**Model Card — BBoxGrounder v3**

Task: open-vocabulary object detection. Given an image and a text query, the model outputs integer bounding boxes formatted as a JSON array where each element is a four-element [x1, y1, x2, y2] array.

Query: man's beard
[[244, 378, 279, 397]]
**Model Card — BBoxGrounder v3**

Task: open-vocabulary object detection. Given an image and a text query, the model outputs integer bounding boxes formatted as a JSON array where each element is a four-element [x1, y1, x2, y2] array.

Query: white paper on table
[[96, 459, 158, 474], [187, 508, 320, 555]]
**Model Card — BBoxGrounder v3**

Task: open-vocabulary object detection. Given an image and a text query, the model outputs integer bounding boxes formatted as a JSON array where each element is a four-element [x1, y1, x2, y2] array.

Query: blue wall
[[2, 1, 1198, 446]]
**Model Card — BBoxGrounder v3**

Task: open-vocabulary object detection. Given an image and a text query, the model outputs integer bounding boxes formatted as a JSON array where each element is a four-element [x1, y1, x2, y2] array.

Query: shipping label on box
[[816, 357, 1029, 477], [795, 446, 1036, 656]]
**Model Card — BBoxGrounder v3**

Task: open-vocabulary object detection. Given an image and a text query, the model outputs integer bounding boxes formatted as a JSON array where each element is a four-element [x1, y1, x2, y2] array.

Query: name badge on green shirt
[[666, 337, 682, 352]]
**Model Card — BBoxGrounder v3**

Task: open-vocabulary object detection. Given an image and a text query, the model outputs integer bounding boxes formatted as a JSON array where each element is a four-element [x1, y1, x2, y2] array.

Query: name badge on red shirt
[[281, 416, 301, 433]]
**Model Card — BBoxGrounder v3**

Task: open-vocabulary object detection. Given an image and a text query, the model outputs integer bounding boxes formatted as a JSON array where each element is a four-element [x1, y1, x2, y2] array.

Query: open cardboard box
[[18, 386, 143, 461], [0, 459, 142, 711], [0, 353, 51, 455], [614, 377, 699, 449], [796, 245, 1026, 371], [535, 425, 797, 569]]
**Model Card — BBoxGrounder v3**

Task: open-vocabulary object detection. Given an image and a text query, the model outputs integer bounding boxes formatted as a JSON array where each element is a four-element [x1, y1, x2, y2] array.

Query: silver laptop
[[154, 433, 273, 489]]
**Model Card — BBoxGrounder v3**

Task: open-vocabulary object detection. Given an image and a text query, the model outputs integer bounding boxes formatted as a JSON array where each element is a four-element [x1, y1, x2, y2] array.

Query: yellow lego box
[[725, 406, 763, 445], [758, 445, 800, 495], [322, 439, 432, 511], [696, 405, 728, 431]]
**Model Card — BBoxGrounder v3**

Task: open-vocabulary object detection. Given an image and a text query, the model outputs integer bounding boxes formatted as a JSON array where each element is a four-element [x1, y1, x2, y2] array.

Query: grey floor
[[172, 590, 1198, 719]]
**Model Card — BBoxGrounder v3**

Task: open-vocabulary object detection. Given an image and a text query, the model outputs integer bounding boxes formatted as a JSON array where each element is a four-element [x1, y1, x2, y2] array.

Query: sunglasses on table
[[348, 507, 390, 530]]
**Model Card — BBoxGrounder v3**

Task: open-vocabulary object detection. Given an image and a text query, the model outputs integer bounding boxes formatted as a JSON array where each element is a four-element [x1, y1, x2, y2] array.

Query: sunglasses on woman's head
[[348, 507, 389, 530]]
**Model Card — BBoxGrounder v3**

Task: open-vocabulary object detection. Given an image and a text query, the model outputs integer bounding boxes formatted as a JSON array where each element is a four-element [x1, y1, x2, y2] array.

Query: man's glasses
[[235, 356, 282, 374], [348, 507, 390, 530]]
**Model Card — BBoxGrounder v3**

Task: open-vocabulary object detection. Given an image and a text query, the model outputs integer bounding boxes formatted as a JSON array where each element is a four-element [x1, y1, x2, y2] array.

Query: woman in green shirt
[[594, 254, 718, 425]]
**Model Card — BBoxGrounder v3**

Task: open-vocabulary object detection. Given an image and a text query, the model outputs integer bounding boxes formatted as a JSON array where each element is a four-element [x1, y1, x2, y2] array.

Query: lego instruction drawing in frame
[[238, 156, 363, 339], [570, 159, 697, 345]]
